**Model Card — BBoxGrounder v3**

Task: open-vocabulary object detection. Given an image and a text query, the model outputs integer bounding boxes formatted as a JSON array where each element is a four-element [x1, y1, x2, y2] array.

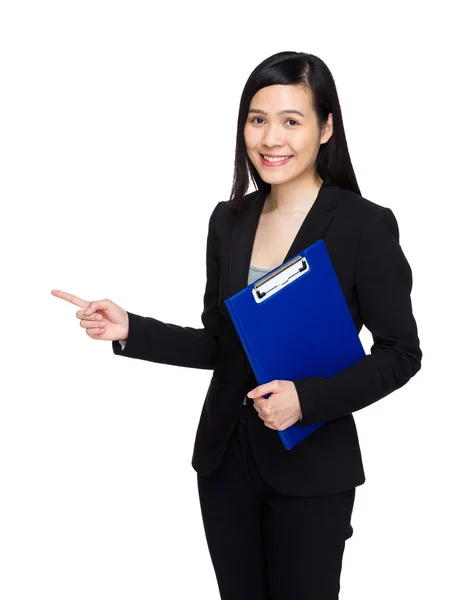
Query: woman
[[52, 51, 422, 599]]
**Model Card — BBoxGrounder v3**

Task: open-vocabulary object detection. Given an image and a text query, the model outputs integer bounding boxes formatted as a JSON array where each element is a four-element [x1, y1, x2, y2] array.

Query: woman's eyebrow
[[248, 108, 305, 117]]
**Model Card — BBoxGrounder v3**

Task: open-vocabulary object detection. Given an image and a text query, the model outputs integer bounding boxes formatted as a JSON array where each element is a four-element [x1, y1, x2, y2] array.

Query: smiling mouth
[[259, 154, 294, 165]]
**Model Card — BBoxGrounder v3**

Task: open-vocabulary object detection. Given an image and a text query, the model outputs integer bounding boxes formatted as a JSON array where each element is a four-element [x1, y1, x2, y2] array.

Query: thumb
[[84, 299, 113, 316], [248, 380, 278, 399]]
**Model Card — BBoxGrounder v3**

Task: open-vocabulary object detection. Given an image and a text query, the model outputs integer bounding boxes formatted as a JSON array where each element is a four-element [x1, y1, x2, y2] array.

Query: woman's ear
[[321, 113, 333, 144]]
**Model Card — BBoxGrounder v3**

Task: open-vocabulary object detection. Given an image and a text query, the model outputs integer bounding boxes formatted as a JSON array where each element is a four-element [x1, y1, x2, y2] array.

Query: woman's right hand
[[51, 289, 129, 341]]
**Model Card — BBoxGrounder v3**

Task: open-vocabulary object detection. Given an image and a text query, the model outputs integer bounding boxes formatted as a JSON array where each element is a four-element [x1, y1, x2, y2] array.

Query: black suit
[[112, 177, 422, 599], [112, 176, 422, 496]]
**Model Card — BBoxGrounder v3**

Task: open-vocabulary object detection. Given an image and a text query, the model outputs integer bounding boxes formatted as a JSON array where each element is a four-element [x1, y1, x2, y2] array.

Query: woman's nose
[[261, 126, 284, 147]]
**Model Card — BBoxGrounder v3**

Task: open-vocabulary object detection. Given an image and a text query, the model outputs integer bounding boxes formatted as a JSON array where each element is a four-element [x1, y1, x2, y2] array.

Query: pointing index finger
[[51, 289, 89, 309]]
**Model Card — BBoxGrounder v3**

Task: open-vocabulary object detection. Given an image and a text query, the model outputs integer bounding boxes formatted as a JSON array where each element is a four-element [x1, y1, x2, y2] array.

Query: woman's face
[[243, 84, 332, 184]]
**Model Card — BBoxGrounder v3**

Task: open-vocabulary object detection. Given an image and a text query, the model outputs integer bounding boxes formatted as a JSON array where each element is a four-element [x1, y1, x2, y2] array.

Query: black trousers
[[197, 403, 356, 600]]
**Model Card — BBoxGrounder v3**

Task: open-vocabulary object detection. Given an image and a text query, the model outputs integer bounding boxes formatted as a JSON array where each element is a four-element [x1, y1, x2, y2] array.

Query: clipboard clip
[[252, 255, 309, 304]]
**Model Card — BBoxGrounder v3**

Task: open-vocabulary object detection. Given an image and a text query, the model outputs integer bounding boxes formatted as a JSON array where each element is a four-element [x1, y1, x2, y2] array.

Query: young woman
[[52, 51, 422, 599]]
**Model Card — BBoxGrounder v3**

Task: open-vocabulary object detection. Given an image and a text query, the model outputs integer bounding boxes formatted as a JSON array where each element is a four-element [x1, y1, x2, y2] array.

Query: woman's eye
[[250, 117, 298, 126]]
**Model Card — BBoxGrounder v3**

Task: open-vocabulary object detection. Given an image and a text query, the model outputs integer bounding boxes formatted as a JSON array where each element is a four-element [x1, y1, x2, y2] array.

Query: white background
[[1, 1, 448, 598]]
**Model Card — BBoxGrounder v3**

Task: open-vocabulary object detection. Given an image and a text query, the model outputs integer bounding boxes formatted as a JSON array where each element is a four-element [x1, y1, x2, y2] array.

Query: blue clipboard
[[224, 239, 366, 450]]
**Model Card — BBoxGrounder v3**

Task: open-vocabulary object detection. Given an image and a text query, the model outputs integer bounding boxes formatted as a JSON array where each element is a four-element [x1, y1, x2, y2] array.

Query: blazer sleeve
[[111, 202, 222, 370], [294, 207, 422, 425]]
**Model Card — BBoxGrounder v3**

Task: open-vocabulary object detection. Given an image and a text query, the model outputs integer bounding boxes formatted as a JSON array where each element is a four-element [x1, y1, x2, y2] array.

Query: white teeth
[[262, 155, 292, 162]]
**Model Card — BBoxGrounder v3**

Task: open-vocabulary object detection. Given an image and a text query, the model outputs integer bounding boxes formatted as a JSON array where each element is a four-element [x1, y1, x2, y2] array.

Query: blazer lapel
[[228, 176, 339, 298]]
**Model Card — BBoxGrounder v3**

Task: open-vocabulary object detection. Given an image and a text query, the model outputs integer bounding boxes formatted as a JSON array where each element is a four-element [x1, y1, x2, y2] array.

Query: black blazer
[[112, 177, 422, 496]]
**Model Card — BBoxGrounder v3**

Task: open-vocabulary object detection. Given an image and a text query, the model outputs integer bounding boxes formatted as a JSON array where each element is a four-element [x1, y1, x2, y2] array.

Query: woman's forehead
[[249, 84, 312, 116]]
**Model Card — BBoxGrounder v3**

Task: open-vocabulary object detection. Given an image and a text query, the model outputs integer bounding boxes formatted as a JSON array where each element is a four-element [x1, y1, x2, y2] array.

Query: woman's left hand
[[247, 380, 302, 430]]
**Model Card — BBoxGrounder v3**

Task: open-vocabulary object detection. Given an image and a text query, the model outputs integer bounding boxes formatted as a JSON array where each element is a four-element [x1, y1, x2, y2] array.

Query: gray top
[[247, 264, 271, 284]]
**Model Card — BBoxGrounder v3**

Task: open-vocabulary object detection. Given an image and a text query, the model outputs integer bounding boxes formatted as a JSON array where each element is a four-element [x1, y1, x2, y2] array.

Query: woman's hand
[[247, 380, 302, 430], [51, 289, 129, 341]]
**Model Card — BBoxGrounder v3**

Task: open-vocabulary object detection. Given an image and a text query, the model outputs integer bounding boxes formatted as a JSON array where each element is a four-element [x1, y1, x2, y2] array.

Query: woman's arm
[[111, 202, 223, 370], [294, 207, 422, 425]]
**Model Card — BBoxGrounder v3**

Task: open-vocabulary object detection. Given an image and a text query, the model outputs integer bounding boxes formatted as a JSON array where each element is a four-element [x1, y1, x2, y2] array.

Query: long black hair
[[229, 51, 361, 212]]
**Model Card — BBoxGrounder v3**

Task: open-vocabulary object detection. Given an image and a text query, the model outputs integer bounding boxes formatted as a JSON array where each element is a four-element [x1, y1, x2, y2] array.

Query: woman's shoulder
[[334, 186, 400, 241], [209, 190, 260, 227], [337, 186, 391, 220]]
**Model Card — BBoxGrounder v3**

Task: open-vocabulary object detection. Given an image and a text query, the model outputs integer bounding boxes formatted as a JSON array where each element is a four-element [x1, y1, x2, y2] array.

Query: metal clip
[[252, 255, 309, 304]]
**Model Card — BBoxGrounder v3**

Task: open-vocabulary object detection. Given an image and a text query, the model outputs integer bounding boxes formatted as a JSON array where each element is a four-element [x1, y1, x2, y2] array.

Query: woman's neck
[[264, 173, 323, 216]]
